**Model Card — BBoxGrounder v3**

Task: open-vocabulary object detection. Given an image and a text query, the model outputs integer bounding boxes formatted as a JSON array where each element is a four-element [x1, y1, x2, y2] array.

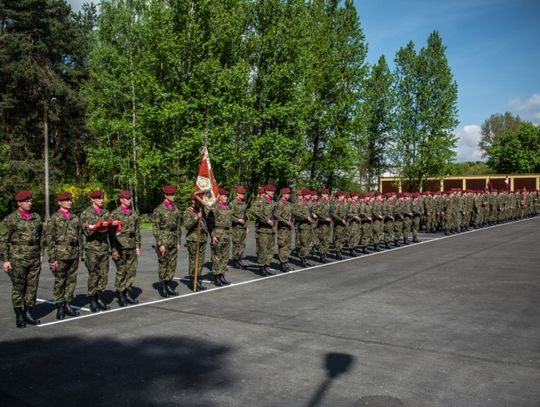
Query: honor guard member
[[250, 184, 276, 276], [371, 192, 384, 251], [331, 191, 347, 260], [152, 185, 182, 297], [275, 187, 294, 272], [347, 192, 361, 256], [293, 189, 315, 267], [381, 193, 395, 249], [45, 191, 82, 320], [110, 190, 141, 306], [230, 186, 249, 269], [80, 190, 118, 312], [208, 188, 232, 286], [358, 193, 373, 254], [0, 191, 44, 327], [313, 188, 332, 263], [183, 194, 210, 291], [309, 190, 320, 254]]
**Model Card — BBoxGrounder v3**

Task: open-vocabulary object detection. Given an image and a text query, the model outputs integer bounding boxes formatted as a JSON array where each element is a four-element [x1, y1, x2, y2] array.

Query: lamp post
[[44, 97, 57, 220]]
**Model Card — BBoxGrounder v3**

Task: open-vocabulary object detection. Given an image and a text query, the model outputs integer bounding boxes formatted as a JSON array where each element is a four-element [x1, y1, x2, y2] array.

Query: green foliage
[[446, 161, 493, 176], [479, 112, 524, 157], [486, 123, 540, 173]]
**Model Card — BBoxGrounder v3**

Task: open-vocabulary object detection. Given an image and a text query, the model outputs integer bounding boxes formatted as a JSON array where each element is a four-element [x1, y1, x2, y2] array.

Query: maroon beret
[[90, 190, 104, 199], [15, 190, 32, 202], [301, 188, 311, 196], [320, 188, 329, 194], [162, 185, 176, 195], [375, 192, 382, 197], [119, 190, 132, 199], [57, 191, 72, 201], [218, 187, 229, 196], [265, 184, 276, 192], [311, 190, 318, 196], [335, 191, 345, 197], [258, 187, 265, 194], [235, 186, 246, 194], [280, 187, 291, 194]]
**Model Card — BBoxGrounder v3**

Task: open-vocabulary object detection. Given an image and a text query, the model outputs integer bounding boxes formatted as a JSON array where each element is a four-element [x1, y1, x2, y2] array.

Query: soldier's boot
[[96, 295, 110, 311], [214, 274, 224, 287], [64, 302, 80, 317], [196, 278, 207, 291], [336, 251, 343, 260], [280, 262, 289, 272], [412, 236, 419, 243], [362, 246, 368, 254], [219, 274, 231, 285], [384, 242, 391, 249], [24, 306, 40, 325], [444, 229, 449, 235], [373, 244, 380, 252], [117, 291, 127, 307], [158, 281, 169, 298], [56, 303, 65, 320], [89, 295, 99, 313], [14, 307, 26, 328], [261, 266, 274, 276], [394, 239, 401, 247], [403, 238, 409, 245], [124, 289, 139, 305], [166, 281, 178, 296]]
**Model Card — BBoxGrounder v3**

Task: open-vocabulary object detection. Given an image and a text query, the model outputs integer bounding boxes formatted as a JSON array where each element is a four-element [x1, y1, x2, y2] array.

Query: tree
[[486, 122, 540, 173], [478, 112, 523, 157], [392, 31, 458, 191]]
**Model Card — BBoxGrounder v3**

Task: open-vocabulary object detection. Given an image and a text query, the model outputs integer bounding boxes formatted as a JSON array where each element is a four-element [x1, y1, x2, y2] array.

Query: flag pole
[[193, 219, 201, 292]]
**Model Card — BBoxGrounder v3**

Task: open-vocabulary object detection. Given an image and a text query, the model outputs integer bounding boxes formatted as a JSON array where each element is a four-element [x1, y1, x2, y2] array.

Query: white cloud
[[67, 0, 94, 12], [509, 93, 540, 123], [453, 124, 485, 162]]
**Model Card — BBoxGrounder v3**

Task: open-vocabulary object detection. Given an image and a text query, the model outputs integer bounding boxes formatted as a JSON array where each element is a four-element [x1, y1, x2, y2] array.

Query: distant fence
[[379, 174, 540, 193]]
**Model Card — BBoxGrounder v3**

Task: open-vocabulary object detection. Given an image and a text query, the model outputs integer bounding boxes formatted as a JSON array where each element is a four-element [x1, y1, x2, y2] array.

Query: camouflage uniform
[[45, 209, 82, 306], [293, 195, 314, 266], [358, 197, 373, 253], [371, 197, 384, 251], [313, 196, 333, 262], [229, 195, 248, 266], [331, 196, 347, 259], [411, 195, 423, 242], [152, 201, 182, 283], [250, 193, 276, 273], [275, 195, 294, 270], [209, 201, 232, 278], [183, 205, 208, 289], [382, 196, 395, 247], [347, 198, 361, 255]]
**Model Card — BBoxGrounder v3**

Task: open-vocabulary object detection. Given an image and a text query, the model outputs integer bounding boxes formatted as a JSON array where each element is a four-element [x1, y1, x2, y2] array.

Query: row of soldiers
[[1, 185, 538, 328]]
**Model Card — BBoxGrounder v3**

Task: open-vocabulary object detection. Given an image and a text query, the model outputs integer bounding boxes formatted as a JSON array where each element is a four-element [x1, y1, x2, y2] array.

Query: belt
[[11, 241, 39, 246], [57, 241, 79, 247]]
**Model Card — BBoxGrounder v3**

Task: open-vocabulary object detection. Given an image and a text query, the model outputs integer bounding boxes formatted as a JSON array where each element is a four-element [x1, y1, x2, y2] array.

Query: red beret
[[375, 192, 382, 196], [218, 187, 229, 196], [57, 191, 72, 201], [265, 184, 276, 192], [235, 186, 246, 194], [311, 190, 318, 196], [320, 188, 329, 194], [119, 190, 132, 199], [258, 187, 265, 194], [302, 188, 311, 196], [162, 185, 176, 195], [280, 187, 291, 194], [15, 190, 32, 202], [412, 192, 420, 198], [90, 190, 104, 199], [335, 191, 345, 197]]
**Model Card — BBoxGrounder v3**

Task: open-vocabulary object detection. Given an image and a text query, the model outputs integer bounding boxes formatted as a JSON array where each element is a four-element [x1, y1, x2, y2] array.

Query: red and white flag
[[194, 146, 219, 208]]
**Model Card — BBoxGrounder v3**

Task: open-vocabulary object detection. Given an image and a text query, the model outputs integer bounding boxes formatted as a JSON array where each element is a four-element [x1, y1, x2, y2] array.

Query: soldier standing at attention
[[208, 188, 232, 286], [275, 187, 294, 272], [331, 191, 347, 260], [358, 193, 373, 254], [313, 188, 332, 263], [229, 186, 248, 269], [110, 190, 141, 306], [293, 189, 316, 267], [411, 192, 423, 243], [1, 191, 44, 328], [183, 194, 210, 291], [251, 184, 276, 276], [371, 192, 384, 252], [80, 190, 118, 312], [152, 185, 182, 298], [45, 191, 82, 320]]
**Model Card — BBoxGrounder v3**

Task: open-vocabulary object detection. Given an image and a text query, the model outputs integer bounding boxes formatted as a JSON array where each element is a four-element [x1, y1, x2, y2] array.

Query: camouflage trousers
[[297, 226, 312, 258], [231, 225, 247, 261], [333, 223, 347, 252], [53, 258, 79, 303], [114, 248, 138, 292], [256, 230, 275, 266], [360, 221, 372, 248], [372, 219, 383, 244], [383, 219, 394, 243], [393, 219, 403, 241], [277, 227, 292, 263], [158, 245, 178, 282], [211, 229, 231, 275], [348, 221, 361, 249], [187, 240, 206, 278], [412, 215, 421, 239], [317, 222, 332, 255], [9, 256, 41, 308], [402, 217, 412, 241], [85, 250, 109, 296]]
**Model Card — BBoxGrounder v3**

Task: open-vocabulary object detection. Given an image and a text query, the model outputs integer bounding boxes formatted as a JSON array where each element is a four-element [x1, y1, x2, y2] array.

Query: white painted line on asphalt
[[38, 216, 537, 328], [36, 298, 90, 312]]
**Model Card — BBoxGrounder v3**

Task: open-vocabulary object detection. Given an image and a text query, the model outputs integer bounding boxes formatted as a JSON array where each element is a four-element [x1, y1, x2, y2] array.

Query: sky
[[68, 0, 540, 162]]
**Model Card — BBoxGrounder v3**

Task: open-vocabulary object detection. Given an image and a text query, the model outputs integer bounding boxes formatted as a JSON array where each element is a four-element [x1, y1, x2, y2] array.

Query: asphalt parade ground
[[1, 218, 539, 407]]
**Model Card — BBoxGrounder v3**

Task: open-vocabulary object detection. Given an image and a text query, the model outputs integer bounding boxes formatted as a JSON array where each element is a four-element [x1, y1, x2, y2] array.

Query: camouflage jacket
[[411, 199, 424, 216], [209, 202, 232, 232], [152, 202, 182, 248], [110, 206, 141, 250], [313, 199, 332, 224], [331, 201, 347, 223], [0, 210, 45, 262], [183, 206, 208, 243], [45, 210, 82, 261], [275, 198, 293, 229], [80, 206, 113, 254], [251, 196, 275, 232], [293, 200, 312, 229], [229, 198, 248, 228], [358, 201, 372, 221]]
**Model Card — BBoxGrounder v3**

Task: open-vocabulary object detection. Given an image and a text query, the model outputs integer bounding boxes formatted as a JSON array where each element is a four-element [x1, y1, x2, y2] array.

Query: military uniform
[[358, 195, 373, 253], [0, 191, 44, 327], [110, 190, 141, 306], [229, 186, 248, 269], [347, 194, 361, 256], [183, 201, 208, 291], [45, 191, 82, 319], [274, 188, 294, 271], [331, 192, 347, 259], [250, 185, 276, 275], [208, 188, 233, 286], [293, 190, 315, 267], [313, 190, 332, 263], [382, 195, 395, 248], [371, 195, 384, 251]]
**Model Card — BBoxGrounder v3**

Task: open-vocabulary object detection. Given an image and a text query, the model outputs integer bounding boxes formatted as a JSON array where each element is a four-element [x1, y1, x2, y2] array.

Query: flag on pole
[[194, 146, 219, 209]]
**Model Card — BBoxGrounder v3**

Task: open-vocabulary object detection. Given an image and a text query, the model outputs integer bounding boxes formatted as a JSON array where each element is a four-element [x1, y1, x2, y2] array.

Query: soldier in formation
[[208, 188, 232, 286]]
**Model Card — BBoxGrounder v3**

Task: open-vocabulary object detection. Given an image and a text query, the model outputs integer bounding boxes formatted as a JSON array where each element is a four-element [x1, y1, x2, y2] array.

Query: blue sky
[[69, 0, 539, 162]]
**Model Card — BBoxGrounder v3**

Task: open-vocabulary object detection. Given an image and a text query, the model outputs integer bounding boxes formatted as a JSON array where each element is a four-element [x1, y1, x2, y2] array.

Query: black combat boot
[[336, 251, 343, 260], [56, 303, 65, 320], [394, 239, 400, 247], [350, 248, 356, 257], [89, 295, 99, 312], [373, 244, 380, 252], [261, 266, 274, 276], [166, 281, 178, 296], [124, 289, 139, 305], [64, 302, 80, 317], [280, 262, 290, 272], [117, 291, 127, 307], [96, 295, 110, 311], [14, 307, 26, 328], [158, 281, 169, 298], [24, 306, 40, 325], [384, 242, 391, 249], [214, 274, 224, 287], [236, 259, 247, 269], [321, 254, 329, 263], [362, 246, 368, 254], [403, 238, 409, 245], [412, 236, 419, 243], [219, 274, 231, 285], [300, 258, 308, 268], [196, 279, 207, 291]]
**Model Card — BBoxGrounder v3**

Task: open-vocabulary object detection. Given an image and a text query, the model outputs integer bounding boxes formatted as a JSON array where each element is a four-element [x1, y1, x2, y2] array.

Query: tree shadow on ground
[[0, 335, 234, 407]]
